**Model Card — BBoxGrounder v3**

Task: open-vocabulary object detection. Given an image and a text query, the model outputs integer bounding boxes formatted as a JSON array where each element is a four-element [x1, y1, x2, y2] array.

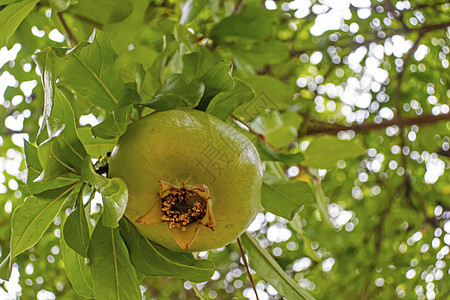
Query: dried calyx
[[136, 180, 215, 250], [161, 187, 207, 230]]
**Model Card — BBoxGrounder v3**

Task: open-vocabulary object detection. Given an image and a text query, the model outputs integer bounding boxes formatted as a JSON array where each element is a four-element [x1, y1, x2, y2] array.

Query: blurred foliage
[[0, 0, 449, 299]]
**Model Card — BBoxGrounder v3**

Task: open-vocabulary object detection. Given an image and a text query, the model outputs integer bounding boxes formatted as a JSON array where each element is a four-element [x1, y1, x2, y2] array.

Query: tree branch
[[237, 238, 260, 300], [303, 112, 450, 136], [233, 0, 245, 14], [58, 12, 78, 47], [394, 33, 423, 203], [290, 22, 450, 56], [231, 114, 272, 147]]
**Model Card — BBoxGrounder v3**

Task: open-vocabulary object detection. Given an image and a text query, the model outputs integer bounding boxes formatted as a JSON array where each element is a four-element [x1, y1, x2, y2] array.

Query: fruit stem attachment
[[237, 237, 260, 300]]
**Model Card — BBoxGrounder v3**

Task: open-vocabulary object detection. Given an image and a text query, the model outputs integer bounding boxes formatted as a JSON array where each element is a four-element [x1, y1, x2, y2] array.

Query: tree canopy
[[0, 0, 449, 299]]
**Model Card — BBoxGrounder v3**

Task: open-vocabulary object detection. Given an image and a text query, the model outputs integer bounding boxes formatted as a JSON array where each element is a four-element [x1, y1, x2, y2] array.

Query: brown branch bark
[[237, 238, 260, 300], [58, 12, 78, 46], [303, 112, 450, 136], [291, 22, 450, 55], [394, 33, 423, 203], [233, 0, 245, 14]]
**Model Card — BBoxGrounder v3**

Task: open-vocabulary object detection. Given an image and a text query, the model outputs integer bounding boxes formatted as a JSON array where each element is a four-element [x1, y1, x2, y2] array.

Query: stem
[[57, 12, 78, 46], [231, 114, 272, 148], [191, 282, 209, 300], [237, 238, 260, 300]]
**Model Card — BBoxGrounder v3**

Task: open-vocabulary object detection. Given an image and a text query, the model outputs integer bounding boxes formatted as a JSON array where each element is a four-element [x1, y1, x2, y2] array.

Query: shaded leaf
[[11, 184, 78, 258], [88, 218, 140, 300], [197, 61, 235, 110], [232, 40, 289, 67], [303, 136, 365, 169], [0, 254, 11, 281], [60, 222, 94, 298], [290, 216, 321, 262], [313, 180, 333, 228], [141, 73, 205, 111], [119, 218, 215, 282], [211, 6, 275, 40], [262, 180, 315, 220], [63, 186, 90, 257], [182, 48, 216, 77], [91, 106, 131, 139], [81, 156, 127, 228], [28, 172, 80, 195], [77, 127, 118, 157], [241, 233, 315, 300], [255, 139, 304, 164], [68, 0, 132, 23], [206, 80, 255, 121], [235, 76, 293, 119], [49, 0, 70, 12], [36, 138, 76, 182]]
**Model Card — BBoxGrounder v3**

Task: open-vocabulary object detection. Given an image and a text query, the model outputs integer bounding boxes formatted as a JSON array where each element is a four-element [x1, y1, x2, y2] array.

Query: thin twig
[[237, 238, 260, 300], [231, 114, 272, 148], [233, 0, 245, 14], [57, 12, 78, 46]]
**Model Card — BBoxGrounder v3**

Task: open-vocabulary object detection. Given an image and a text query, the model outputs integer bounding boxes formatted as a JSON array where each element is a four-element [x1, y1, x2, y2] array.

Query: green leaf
[[180, 0, 208, 24], [313, 180, 333, 228], [32, 50, 87, 164], [0, 0, 22, 4], [262, 180, 315, 220], [255, 139, 304, 164], [36, 138, 76, 182], [50, 90, 88, 161], [235, 76, 293, 119], [206, 79, 255, 121], [63, 186, 90, 257], [88, 218, 140, 300], [91, 87, 140, 140], [103, 0, 148, 53], [10, 184, 78, 258], [141, 73, 205, 111], [232, 40, 289, 67], [24, 140, 43, 187], [211, 6, 276, 40], [119, 219, 215, 282], [197, 61, 235, 110], [81, 156, 128, 228], [49, 0, 70, 12], [0, 254, 11, 281], [68, 0, 132, 23], [262, 112, 302, 148], [289, 216, 321, 262], [240, 233, 315, 300], [78, 127, 118, 157], [0, 0, 37, 48], [91, 106, 131, 139], [150, 39, 178, 87], [182, 48, 216, 77], [28, 172, 81, 195], [57, 30, 123, 111], [303, 136, 365, 169], [60, 222, 94, 298]]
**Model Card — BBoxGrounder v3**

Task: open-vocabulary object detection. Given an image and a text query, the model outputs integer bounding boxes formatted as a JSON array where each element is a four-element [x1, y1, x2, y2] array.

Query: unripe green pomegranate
[[109, 109, 263, 251]]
